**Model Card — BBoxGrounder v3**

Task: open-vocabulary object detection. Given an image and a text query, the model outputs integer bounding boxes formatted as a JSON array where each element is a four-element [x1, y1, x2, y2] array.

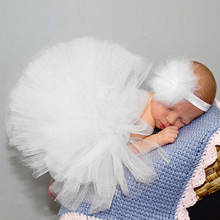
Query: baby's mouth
[[160, 122, 166, 129]]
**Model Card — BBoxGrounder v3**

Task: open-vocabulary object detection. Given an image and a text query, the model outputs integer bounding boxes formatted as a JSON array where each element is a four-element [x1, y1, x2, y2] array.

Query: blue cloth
[[58, 104, 220, 220]]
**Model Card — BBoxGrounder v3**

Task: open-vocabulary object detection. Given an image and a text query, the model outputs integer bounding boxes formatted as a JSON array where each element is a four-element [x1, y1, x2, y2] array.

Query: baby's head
[[149, 59, 217, 129]]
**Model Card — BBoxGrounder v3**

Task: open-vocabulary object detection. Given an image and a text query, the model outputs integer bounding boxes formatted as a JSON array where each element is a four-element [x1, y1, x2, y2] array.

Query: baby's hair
[[192, 61, 217, 105]]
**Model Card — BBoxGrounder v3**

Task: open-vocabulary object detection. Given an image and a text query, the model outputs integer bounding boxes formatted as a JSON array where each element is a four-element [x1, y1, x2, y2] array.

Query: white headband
[[185, 93, 211, 112], [149, 58, 211, 112]]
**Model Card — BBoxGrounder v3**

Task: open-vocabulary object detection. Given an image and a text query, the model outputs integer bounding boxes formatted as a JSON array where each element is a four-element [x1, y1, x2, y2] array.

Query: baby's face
[[151, 98, 205, 129]]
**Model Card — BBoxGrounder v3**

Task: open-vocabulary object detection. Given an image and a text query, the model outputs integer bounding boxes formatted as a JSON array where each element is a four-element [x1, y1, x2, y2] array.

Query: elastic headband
[[185, 93, 211, 112]]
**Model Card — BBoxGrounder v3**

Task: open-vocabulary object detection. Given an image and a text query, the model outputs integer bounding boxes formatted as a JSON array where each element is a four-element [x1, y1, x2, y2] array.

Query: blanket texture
[[58, 103, 220, 220]]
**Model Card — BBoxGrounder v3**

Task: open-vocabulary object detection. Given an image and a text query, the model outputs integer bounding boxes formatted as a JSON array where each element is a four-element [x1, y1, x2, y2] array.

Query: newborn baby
[[130, 60, 217, 154], [6, 36, 217, 214]]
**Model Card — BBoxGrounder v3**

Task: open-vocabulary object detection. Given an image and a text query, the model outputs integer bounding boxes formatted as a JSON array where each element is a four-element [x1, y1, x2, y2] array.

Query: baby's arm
[[130, 126, 179, 154], [148, 126, 179, 146]]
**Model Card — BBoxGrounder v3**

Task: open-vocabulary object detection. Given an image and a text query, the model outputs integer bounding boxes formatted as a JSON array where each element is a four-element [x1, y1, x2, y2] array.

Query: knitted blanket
[[58, 102, 220, 220]]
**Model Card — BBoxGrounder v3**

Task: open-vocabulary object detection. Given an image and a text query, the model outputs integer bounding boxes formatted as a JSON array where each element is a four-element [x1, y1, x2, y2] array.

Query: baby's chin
[[153, 122, 162, 132]]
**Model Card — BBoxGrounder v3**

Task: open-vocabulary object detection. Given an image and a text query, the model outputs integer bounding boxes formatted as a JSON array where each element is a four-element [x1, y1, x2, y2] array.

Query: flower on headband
[[149, 58, 200, 107]]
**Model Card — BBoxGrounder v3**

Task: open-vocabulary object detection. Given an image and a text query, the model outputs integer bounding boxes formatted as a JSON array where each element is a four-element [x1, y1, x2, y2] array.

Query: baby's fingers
[[166, 127, 179, 134], [167, 125, 179, 130], [170, 129, 179, 135], [168, 133, 178, 142], [169, 137, 177, 143], [170, 133, 178, 139]]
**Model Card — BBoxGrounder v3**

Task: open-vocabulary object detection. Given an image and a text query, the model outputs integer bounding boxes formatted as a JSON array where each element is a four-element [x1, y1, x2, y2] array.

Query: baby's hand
[[157, 126, 179, 146]]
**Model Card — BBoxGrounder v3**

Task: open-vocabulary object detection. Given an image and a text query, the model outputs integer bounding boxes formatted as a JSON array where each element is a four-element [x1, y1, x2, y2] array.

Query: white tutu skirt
[[5, 37, 160, 214]]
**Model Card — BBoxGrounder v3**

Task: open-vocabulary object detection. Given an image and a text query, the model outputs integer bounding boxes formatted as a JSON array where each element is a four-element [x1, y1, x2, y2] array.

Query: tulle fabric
[[5, 37, 163, 214]]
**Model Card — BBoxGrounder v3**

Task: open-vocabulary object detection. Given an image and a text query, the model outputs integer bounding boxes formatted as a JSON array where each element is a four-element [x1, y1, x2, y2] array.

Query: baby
[[130, 59, 217, 154]]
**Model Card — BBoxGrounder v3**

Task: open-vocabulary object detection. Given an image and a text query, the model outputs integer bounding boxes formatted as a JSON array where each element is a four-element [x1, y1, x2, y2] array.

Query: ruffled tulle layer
[[6, 37, 158, 213]]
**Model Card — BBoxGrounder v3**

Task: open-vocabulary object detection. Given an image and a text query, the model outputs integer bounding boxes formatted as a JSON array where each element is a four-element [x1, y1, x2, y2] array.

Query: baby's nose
[[166, 114, 178, 125]]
